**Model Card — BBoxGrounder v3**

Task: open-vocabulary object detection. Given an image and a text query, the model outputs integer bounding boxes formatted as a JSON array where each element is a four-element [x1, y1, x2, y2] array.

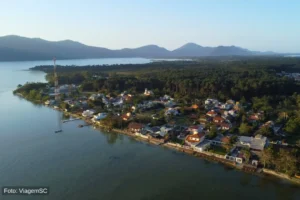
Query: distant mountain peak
[[177, 43, 203, 50]]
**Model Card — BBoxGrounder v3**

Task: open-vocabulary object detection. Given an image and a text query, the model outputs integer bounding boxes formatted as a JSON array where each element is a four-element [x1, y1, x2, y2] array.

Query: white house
[[82, 110, 95, 118], [144, 88, 153, 96], [237, 134, 268, 151], [93, 113, 107, 120]]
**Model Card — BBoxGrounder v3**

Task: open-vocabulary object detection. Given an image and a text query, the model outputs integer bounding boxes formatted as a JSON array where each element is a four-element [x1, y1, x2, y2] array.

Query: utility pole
[[53, 58, 60, 102], [53, 58, 62, 133]]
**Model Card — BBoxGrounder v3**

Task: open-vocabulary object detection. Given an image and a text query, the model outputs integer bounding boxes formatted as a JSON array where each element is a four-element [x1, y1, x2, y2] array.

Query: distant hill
[[0, 35, 277, 61]]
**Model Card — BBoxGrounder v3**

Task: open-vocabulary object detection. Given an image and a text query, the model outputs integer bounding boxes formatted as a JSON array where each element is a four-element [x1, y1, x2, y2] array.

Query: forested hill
[[31, 57, 300, 102], [0, 35, 277, 61]]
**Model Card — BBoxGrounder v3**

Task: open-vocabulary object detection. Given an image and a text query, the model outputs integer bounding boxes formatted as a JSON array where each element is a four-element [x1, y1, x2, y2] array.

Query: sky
[[1, 0, 300, 53]]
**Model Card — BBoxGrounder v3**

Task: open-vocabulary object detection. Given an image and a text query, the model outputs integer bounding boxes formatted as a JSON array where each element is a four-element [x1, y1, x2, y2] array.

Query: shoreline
[[60, 109, 300, 186]]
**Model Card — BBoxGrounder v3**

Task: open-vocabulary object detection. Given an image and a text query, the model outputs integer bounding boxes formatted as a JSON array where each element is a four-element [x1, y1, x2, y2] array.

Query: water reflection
[[240, 173, 252, 186], [102, 131, 120, 145]]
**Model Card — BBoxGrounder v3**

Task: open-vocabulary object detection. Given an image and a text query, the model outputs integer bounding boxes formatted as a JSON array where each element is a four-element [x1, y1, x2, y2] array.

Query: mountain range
[[0, 35, 277, 61]]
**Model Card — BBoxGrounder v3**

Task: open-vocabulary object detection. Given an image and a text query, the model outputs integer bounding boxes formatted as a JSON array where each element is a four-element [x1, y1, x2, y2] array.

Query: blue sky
[[1, 0, 300, 52]]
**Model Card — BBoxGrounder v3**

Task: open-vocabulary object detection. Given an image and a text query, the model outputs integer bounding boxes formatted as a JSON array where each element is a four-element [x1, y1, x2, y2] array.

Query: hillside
[[0, 35, 276, 61]]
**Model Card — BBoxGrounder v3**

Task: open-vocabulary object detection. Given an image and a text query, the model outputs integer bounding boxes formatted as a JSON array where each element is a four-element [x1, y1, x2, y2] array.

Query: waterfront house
[[159, 125, 173, 137], [82, 110, 95, 118], [237, 134, 268, 151], [185, 132, 206, 147], [44, 99, 56, 106], [93, 113, 107, 120], [128, 122, 145, 133], [194, 140, 211, 152], [145, 126, 161, 135]]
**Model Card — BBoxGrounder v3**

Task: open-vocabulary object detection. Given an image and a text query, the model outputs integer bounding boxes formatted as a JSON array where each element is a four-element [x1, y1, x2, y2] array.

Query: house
[[44, 99, 56, 106], [228, 109, 237, 117], [199, 115, 209, 125], [93, 113, 107, 120], [112, 97, 123, 107], [213, 116, 225, 124], [261, 121, 274, 128], [122, 113, 131, 121], [145, 126, 161, 135], [128, 122, 145, 133], [221, 103, 232, 110], [206, 110, 217, 117], [220, 122, 232, 130], [205, 98, 219, 105], [248, 112, 263, 122], [158, 125, 173, 137], [164, 100, 176, 108], [188, 125, 204, 134], [221, 136, 231, 144], [194, 140, 211, 152], [144, 88, 153, 96], [237, 134, 268, 151], [165, 108, 179, 116], [234, 102, 242, 111], [185, 132, 206, 146], [226, 99, 235, 105], [273, 124, 283, 135], [82, 110, 95, 118], [191, 104, 199, 109], [89, 93, 104, 101], [123, 94, 133, 102]]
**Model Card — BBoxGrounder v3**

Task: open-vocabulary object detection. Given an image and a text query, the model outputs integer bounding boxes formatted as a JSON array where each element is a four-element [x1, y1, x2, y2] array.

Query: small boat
[[78, 125, 84, 128], [55, 130, 63, 133]]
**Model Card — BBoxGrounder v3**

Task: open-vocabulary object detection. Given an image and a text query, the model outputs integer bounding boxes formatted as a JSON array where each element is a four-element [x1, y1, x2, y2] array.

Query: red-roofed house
[[220, 122, 232, 130], [185, 132, 206, 146], [128, 122, 145, 133], [207, 110, 217, 117], [213, 116, 225, 124]]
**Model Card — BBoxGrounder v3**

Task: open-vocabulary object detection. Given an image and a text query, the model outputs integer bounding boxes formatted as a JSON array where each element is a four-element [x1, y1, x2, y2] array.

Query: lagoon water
[[0, 58, 299, 200]]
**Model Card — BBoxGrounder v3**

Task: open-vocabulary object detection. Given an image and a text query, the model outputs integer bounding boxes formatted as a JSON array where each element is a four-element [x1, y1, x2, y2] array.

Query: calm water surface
[[0, 58, 299, 200]]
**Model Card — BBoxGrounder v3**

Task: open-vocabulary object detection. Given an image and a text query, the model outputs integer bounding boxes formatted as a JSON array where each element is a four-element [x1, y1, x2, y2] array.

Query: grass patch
[[208, 145, 228, 156]]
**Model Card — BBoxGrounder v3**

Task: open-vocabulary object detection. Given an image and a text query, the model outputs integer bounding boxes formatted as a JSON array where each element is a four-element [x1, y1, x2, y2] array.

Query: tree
[[261, 146, 274, 168], [242, 115, 247, 123], [257, 126, 273, 137], [241, 148, 251, 163], [230, 135, 238, 145], [274, 149, 298, 176], [207, 125, 217, 139], [239, 123, 252, 135], [88, 100, 95, 108], [284, 117, 300, 135], [28, 89, 38, 99]]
